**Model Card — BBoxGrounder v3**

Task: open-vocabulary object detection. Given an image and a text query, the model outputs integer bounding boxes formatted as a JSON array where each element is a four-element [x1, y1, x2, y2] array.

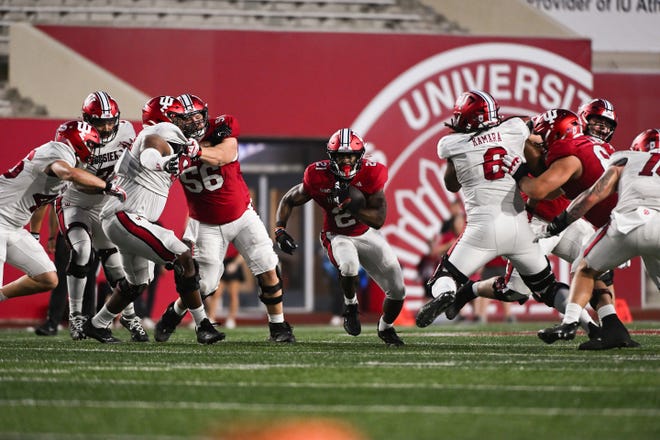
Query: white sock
[[67, 275, 86, 314], [173, 301, 188, 316], [378, 316, 392, 332], [597, 304, 616, 321], [562, 302, 582, 324], [189, 305, 207, 325], [431, 276, 456, 298], [268, 313, 284, 324], [472, 282, 480, 295], [122, 302, 136, 318], [92, 305, 117, 329]]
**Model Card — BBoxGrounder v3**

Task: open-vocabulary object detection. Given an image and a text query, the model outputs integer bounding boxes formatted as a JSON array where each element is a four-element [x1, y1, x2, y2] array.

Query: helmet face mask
[[532, 109, 582, 147], [630, 128, 660, 152], [55, 120, 101, 164], [578, 98, 617, 142], [177, 94, 209, 140], [326, 128, 365, 181], [449, 90, 500, 133], [82, 91, 120, 144]]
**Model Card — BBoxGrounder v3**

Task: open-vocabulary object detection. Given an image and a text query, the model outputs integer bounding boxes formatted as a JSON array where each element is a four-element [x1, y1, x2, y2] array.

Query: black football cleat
[[35, 320, 58, 336], [82, 320, 121, 344], [195, 318, 226, 345], [416, 290, 455, 328], [537, 321, 579, 344], [268, 321, 296, 343], [445, 281, 476, 320], [120, 315, 149, 342], [587, 322, 602, 341], [154, 301, 184, 343], [342, 303, 361, 336], [579, 316, 640, 350], [68, 312, 87, 341], [378, 327, 404, 347]]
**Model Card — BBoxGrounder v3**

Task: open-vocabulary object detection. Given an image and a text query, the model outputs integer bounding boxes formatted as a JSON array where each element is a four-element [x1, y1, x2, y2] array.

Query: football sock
[[92, 305, 116, 328], [67, 275, 86, 314], [189, 305, 206, 325], [122, 302, 136, 317], [378, 316, 392, 332], [173, 301, 187, 316], [597, 304, 616, 321], [562, 302, 582, 324], [268, 313, 284, 324]]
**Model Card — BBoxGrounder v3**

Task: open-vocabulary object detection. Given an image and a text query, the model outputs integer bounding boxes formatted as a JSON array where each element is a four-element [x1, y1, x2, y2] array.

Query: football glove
[[103, 181, 127, 202], [185, 138, 201, 159], [275, 227, 298, 255], [207, 122, 232, 145], [163, 154, 192, 176], [502, 153, 530, 182], [533, 211, 569, 242]]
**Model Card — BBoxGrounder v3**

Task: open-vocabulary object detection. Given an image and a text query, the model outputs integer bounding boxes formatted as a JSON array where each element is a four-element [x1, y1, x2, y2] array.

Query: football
[[344, 185, 366, 213]]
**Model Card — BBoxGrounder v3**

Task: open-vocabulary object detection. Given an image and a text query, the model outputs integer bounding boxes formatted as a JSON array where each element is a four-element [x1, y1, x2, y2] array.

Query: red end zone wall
[[1, 29, 659, 320]]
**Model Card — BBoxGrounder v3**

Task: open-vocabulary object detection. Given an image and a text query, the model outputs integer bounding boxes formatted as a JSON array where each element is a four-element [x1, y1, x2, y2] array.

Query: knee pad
[[428, 255, 469, 287], [598, 270, 614, 286], [65, 223, 94, 278], [98, 247, 123, 287], [258, 267, 283, 305], [589, 288, 613, 309], [117, 279, 147, 302], [521, 259, 555, 299], [533, 281, 567, 308], [173, 259, 200, 295]]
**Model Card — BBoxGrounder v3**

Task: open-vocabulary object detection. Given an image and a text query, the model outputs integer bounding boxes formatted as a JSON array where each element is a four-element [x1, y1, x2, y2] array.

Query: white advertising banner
[[526, 0, 660, 52]]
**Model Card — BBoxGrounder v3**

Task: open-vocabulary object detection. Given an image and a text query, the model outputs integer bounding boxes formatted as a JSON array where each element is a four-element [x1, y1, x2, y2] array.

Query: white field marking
[[1, 399, 658, 418], [0, 434, 184, 440], [1, 376, 658, 393]]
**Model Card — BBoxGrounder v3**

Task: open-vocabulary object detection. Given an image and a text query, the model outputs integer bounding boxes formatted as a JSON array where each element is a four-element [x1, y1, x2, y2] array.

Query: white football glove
[[163, 154, 192, 176], [502, 153, 523, 175], [104, 181, 127, 202], [185, 139, 201, 159]]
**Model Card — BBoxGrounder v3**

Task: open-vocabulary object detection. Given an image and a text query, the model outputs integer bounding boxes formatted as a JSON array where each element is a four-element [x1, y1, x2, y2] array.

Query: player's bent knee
[[117, 279, 147, 302]]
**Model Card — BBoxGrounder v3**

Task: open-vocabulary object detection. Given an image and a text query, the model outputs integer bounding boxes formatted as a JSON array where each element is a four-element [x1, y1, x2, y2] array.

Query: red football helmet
[[327, 128, 366, 180], [578, 98, 617, 142], [177, 93, 209, 140], [532, 109, 582, 146], [448, 90, 500, 133], [81, 91, 120, 144], [630, 128, 660, 152], [141, 95, 185, 127], [54, 120, 101, 164]]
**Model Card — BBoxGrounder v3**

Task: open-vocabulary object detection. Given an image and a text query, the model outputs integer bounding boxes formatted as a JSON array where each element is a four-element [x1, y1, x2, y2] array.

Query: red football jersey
[[303, 159, 387, 236], [545, 135, 618, 227], [180, 114, 251, 225]]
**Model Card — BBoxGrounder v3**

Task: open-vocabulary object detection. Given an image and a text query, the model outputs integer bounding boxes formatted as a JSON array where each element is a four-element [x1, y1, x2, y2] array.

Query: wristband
[[275, 220, 287, 228], [104, 181, 112, 192], [511, 162, 530, 183]]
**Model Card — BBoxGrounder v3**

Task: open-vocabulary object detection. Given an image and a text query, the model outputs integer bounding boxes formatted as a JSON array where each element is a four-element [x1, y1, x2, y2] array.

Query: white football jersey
[[101, 122, 187, 222], [610, 150, 660, 215], [62, 120, 135, 209], [0, 141, 77, 228], [437, 117, 529, 216]]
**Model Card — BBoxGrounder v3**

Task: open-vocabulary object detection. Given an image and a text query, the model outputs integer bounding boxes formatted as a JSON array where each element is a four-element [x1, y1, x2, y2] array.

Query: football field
[[1, 322, 659, 440]]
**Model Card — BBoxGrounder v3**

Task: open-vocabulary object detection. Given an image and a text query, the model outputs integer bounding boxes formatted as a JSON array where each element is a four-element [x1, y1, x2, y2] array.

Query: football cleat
[[416, 290, 455, 328], [342, 303, 361, 336], [268, 321, 296, 343], [378, 327, 404, 347], [154, 301, 184, 343], [69, 312, 87, 340], [578, 336, 641, 350], [587, 322, 602, 341], [82, 320, 121, 343], [195, 318, 226, 345], [537, 321, 578, 344], [445, 281, 475, 320], [35, 320, 58, 336], [120, 314, 149, 342]]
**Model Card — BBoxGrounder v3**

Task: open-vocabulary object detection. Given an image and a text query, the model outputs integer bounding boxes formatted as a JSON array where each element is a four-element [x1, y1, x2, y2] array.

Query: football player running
[[56, 91, 149, 341], [83, 95, 224, 344], [0, 121, 126, 303], [416, 90, 577, 332], [275, 128, 406, 347], [502, 101, 639, 349], [536, 128, 660, 347], [152, 94, 296, 343]]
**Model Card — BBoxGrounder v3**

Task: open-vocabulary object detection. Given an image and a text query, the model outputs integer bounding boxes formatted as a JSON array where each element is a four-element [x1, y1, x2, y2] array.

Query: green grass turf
[[1, 322, 659, 440]]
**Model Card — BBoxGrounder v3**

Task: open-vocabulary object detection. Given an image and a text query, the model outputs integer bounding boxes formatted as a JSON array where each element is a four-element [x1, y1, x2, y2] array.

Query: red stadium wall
[[1, 29, 658, 321]]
